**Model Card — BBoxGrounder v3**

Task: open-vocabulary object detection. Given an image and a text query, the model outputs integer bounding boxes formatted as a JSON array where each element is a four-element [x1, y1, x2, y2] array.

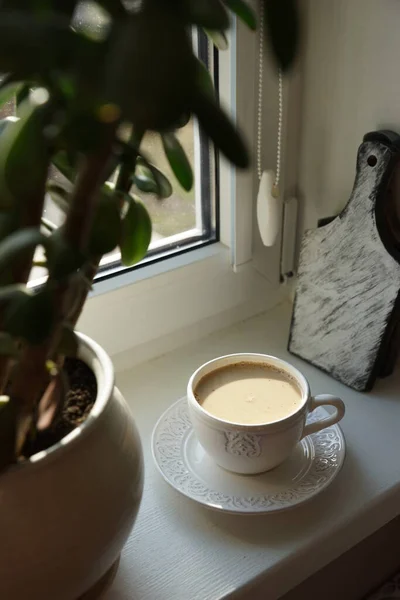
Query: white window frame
[[78, 15, 291, 363]]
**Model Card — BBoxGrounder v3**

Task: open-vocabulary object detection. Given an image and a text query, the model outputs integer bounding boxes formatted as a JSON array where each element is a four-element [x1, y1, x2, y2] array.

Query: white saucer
[[152, 397, 346, 514]]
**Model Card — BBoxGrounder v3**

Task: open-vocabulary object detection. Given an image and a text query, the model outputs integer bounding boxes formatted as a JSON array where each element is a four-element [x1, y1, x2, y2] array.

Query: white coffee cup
[[187, 353, 345, 475]]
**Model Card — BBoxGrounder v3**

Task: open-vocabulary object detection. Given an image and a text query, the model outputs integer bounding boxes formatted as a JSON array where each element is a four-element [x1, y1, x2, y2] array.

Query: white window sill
[[104, 301, 400, 600], [77, 243, 286, 363]]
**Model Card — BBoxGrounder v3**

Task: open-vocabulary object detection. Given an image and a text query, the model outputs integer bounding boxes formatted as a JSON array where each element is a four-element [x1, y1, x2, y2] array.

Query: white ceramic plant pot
[[0, 333, 143, 600]]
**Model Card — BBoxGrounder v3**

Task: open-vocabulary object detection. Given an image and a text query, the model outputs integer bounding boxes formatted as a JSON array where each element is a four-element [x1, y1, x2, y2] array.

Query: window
[[96, 33, 217, 281], [9, 8, 274, 361], [0, 6, 289, 362], [77, 14, 282, 361], [96, 29, 217, 283], [0, 3, 217, 287]]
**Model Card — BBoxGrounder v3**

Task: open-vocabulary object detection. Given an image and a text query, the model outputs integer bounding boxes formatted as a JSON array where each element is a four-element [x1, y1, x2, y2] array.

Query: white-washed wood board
[[289, 131, 400, 392]]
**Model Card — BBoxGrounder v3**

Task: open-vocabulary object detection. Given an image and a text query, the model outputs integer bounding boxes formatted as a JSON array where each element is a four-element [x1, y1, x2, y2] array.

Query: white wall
[[299, 0, 400, 233]]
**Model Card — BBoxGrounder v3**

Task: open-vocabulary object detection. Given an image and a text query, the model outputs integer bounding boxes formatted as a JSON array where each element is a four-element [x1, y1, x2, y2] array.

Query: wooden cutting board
[[289, 131, 400, 391]]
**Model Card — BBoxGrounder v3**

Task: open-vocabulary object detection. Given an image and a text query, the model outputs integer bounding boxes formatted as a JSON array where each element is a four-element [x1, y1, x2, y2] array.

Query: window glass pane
[[140, 125, 196, 239]]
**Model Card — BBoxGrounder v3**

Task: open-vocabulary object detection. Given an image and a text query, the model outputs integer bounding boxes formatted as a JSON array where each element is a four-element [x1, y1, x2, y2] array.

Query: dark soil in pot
[[22, 358, 97, 458]]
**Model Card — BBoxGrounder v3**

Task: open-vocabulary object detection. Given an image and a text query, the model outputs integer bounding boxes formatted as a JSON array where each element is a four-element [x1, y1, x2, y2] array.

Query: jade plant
[[0, 0, 298, 470]]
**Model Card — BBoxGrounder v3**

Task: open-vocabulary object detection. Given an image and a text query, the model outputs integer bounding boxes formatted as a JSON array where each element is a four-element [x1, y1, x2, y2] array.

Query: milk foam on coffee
[[194, 362, 302, 425]]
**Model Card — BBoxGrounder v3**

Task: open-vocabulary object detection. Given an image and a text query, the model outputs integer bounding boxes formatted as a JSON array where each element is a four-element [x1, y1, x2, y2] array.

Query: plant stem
[[115, 128, 144, 193], [9, 125, 117, 456], [64, 126, 116, 252], [10, 344, 49, 453], [0, 141, 49, 395], [66, 130, 137, 327], [69, 258, 100, 327]]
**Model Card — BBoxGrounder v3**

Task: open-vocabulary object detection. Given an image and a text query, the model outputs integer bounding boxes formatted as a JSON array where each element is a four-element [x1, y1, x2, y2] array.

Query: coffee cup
[[187, 353, 345, 475]]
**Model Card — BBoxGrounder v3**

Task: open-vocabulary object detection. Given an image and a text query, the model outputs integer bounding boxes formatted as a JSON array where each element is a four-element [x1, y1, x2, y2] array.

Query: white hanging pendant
[[256, 170, 282, 247]]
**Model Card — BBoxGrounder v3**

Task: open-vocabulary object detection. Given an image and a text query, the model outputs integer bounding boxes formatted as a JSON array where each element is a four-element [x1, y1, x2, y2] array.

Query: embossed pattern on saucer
[[152, 397, 346, 514]]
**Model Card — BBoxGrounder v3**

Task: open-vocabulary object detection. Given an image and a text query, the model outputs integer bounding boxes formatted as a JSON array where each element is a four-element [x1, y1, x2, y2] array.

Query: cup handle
[[301, 394, 345, 439]]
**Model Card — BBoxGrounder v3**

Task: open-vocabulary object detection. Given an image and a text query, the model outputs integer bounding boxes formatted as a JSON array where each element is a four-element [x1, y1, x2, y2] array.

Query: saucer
[[152, 398, 346, 514]]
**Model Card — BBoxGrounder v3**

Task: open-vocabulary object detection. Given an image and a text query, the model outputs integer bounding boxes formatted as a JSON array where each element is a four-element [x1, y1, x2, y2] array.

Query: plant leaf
[[52, 151, 78, 183], [0, 0, 79, 14], [191, 90, 249, 168], [52, 0, 79, 16], [0, 117, 18, 139], [0, 228, 47, 274], [195, 58, 215, 98], [145, 162, 173, 199], [5, 100, 50, 200], [263, 0, 299, 71], [134, 158, 173, 199], [57, 323, 79, 358], [223, 0, 257, 31], [0, 396, 17, 471], [115, 129, 144, 194], [0, 332, 20, 358], [204, 28, 229, 51], [172, 112, 191, 129], [105, 11, 195, 131], [60, 110, 111, 155], [184, 0, 230, 30], [15, 83, 30, 112], [46, 181, 71, 212], [0, 210, 18, 243], [223, 0, 257, 30], [46, 228, 85, 280], [0, 101, 49, 209], [4, 287, 55, 345], [0, 79, 21, 110], [120, 195, 152, 266], [87, 191, 121, 255], [0, 13, 100, 80], [0, 284, 27, 306], [161, 132, 193, 192], [133, 164, 158, 195], [95, 0, 126, 18]]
